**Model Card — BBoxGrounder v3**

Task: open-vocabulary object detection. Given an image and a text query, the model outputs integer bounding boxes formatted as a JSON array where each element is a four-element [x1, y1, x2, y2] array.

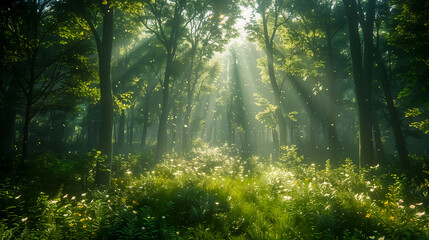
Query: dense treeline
[[1, 0, 428, 239]]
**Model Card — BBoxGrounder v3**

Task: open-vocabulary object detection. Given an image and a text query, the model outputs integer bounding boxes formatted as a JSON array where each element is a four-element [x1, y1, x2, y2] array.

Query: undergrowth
[[1, 145, 428, 239]]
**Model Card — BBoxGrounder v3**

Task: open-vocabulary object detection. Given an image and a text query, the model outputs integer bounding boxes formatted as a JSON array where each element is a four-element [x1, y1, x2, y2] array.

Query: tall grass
[[1, 145, 428, 239]]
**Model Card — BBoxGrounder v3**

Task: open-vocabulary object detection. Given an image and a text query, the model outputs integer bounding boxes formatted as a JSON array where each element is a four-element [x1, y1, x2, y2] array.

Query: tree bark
[[342, 0, 375, 168], [0, 80, 18, 158], [272, 129, 279, 162], [232, 53, 251, 159], [127, 107, 134, 146], [212, 116, 217, 144], [262, 12, 287, 148], [326, 24, 338, 162], [361, 0, 376, 166], [170, 104, 178, 153], [52, 111, 66, 153], [94, 4, 114, 185], [227, 96, 234, 146], [372, 115, 386, 164], [182, 46, 196, 153], [20, 73, 35, 169], [117, 110, 126, 151], [86, 103, 98, 151], [374, 48, 409, 169], [141, 97, 150, 148], [0, 100, 17, 169], [154, 0, 183, 161], [1, 107, 16, 152], [155, 52, 173, 161]]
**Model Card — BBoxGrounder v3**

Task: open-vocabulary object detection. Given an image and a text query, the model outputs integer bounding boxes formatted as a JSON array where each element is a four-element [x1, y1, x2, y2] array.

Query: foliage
[[389, 0, 429, 67], [388, 0, 429, 138], [114, 91, 134, 113], [254, 93, 278, 129], [2, 146, 428, 239], [405, 108, 429, 135]]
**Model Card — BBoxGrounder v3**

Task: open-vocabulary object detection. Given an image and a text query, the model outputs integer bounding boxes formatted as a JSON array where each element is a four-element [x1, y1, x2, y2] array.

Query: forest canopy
[[1, 0, 428, 239]]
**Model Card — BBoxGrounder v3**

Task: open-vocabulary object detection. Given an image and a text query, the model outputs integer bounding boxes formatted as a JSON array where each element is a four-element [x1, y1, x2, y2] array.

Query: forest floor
[[1, 145, 429, 239]]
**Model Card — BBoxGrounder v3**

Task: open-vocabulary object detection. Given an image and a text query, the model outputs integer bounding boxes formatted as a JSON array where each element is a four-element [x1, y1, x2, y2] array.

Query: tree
[[389, 0, 429, 138], [0, 58, 20, 161], [0, 0, 84, 169], [254, 93, 279, 160], [247, 0, 292, 149], [342, 0, 376, 168], [278, 0, 347, 161], [181, 0, 239, 152], [60, 0, 115, 185], [139, 0, 190, 160], [139, 0, 237, 159], [89, 1, 114, 185], [111, 6, 141, 152], [229, 49, 251, 158], [373, 33, 409, 169]]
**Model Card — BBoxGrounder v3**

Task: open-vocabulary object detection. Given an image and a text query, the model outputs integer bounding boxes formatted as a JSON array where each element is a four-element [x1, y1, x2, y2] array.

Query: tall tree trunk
[[154, 0, 183, 161], [127, 107, 134, 146], [343, 0, 375, 168], [170, 105, 178, 153], [182, 46, 196, 153], [361, 0, 376, 166], [227, 99, 234, 146], [262, 15, 287, 148], [1, 103, 16, 154], [155, 52, 173, 161], [212, 116, 217, 145], [286, 75, 320, 154], [289, 121, 295, 144], [141, 97, 149, 148], [20, 75, 35, 170], [53, 111, 66, 153], [19, 8, 39, 170], [374, 48, 409, 169], [272, 129, 279, 162], [182, 97, 192, 152], [0, 101, 17, 169], [232, 54, 251, 159], [309, 110, 317, 153], [94, 5, 114, 185], [117, 110, 126, 151], [86, 103, 98, 151], [326, 25, 338, 162], [0, 78, 18, 159], [373, 115, 386, 164]]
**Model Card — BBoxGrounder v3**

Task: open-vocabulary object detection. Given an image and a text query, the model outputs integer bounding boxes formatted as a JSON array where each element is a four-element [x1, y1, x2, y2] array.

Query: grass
[[1, 145, 428, 239]]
